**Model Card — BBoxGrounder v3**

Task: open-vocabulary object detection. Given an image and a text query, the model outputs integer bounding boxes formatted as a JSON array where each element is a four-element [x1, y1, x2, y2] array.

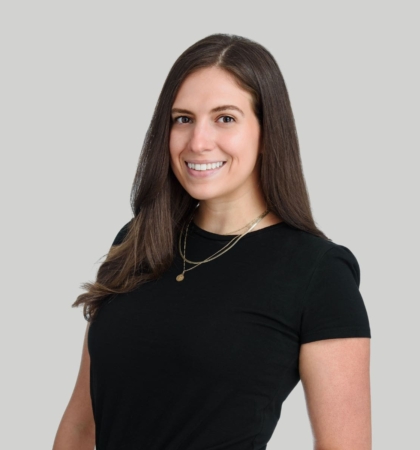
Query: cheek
[[169, 130, 188, 158], [245, 126, 261, 160], [220, 132, 245, 156], [227, 130, 260, 162], [231, 122, 259, 146]]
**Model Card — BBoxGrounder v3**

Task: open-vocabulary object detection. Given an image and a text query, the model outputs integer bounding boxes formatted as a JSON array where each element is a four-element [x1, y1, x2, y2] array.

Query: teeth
[[187, 162, 224, 171]]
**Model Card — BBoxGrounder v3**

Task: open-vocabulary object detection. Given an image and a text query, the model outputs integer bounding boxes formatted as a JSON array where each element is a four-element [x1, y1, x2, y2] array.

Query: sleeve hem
[[300, 326, 371, 344]]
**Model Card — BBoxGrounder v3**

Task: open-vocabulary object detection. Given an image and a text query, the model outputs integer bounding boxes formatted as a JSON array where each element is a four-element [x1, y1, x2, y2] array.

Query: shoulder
[[275, 222, 355, 262], [265, 223, 361, 284], [111, 219, 134, 247], [288, 227, 370, 343]]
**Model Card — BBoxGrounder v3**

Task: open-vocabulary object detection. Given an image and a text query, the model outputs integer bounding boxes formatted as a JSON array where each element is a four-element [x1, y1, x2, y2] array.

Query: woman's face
[[169, 66, 261, 204]]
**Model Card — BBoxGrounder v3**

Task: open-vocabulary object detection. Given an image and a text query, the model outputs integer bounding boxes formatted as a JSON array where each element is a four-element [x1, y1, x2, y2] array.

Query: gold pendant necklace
[[176, 209, 269, 282]]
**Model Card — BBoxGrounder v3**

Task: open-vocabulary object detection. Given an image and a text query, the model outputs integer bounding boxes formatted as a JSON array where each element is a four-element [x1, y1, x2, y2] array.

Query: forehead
[[173, 67, 253, 111]]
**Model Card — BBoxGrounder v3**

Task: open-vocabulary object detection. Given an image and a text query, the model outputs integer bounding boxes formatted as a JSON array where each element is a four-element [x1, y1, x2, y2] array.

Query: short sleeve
[[299, 244, 371, 344], [111, 220, 133, 247]]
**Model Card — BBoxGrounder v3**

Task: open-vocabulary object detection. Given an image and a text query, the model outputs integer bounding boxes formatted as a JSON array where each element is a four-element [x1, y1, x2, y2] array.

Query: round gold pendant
[[176, 274, 185, 282]]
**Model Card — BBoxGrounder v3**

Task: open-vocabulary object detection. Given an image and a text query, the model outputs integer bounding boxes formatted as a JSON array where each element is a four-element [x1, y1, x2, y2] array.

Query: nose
[[189, 120, 214, 153]]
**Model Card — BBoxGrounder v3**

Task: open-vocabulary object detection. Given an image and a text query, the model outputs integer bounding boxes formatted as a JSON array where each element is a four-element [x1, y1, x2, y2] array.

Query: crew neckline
[[190, 221, 288, 241]]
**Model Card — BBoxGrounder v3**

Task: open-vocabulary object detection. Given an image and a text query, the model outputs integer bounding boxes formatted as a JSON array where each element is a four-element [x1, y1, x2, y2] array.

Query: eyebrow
[[171, 105, 244, 117]]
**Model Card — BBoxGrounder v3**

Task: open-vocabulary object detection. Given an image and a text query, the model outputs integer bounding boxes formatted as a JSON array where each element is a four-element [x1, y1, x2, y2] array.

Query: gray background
[[1, 1, 418, 448]]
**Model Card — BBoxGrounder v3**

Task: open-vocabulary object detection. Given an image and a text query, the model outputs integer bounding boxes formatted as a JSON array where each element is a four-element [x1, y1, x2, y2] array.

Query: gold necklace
[[176, 209, 269, 282], [180, 210, 269, 265], [222, 214, 268, 235]]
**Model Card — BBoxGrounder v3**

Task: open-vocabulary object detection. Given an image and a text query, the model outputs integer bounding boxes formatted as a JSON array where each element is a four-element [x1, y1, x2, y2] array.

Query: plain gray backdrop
[[1, 1, 418, 448]]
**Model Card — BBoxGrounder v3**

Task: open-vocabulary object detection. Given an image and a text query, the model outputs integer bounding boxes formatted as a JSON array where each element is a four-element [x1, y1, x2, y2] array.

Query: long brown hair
[[72, 33, 331, 322]]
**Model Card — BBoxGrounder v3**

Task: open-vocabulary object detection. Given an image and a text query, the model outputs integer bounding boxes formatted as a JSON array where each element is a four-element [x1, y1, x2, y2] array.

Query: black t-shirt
[[88, 220, 371, 450]]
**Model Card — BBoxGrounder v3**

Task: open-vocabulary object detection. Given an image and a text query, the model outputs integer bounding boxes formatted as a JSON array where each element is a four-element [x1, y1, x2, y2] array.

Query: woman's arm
[[299, 337, 371, 450], [52, 323, 95, 450]]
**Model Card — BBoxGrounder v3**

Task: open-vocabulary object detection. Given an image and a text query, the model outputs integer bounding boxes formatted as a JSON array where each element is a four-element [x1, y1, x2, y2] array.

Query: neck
[[193, 188, 281, 235]]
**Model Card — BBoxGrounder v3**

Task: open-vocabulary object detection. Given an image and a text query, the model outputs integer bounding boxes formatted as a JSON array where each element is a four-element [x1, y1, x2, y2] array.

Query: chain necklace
[[176, 209, 269, 282], [221, 214, 267, 235]]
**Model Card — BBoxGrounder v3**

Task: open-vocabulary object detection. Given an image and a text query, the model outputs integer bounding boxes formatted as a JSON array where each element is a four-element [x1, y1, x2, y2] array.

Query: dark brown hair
[[72, 33, 331, 322]]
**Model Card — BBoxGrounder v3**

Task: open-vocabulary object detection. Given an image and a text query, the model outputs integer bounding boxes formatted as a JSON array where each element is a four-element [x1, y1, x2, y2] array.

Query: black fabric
[[110, 220, 132, 246], [88, 221, 371, 450]]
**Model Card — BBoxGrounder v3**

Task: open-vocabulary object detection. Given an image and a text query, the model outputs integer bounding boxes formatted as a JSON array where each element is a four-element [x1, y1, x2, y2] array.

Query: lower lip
[[185, 162, 226, 178]]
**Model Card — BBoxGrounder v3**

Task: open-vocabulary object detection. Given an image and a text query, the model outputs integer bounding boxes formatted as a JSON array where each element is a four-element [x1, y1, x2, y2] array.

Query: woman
[[53, 34, 372, 449]]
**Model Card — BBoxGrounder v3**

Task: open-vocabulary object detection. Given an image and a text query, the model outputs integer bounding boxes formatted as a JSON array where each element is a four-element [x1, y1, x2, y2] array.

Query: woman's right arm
[[52, 323, 95, 450]]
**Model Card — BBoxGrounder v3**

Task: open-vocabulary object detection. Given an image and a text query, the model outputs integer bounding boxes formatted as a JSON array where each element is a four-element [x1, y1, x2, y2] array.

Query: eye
[[173, 116, 191, 124], [217, 115, 235, 123]]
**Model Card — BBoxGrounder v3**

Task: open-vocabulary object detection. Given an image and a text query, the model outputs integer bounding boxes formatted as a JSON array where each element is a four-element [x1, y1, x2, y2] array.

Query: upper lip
[[185, 160, 226, 164]]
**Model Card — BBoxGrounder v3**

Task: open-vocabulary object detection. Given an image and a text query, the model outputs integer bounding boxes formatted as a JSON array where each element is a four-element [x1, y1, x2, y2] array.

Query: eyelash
[[173, 115, 235, 124]]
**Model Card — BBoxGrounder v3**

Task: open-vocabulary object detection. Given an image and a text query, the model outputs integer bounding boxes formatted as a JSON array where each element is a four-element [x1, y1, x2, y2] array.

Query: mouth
[[185, 161, 226, 172]]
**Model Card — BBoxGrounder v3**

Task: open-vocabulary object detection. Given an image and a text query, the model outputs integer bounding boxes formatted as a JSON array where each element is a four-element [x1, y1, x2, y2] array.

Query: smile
[[186, 162, 226, 171]]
